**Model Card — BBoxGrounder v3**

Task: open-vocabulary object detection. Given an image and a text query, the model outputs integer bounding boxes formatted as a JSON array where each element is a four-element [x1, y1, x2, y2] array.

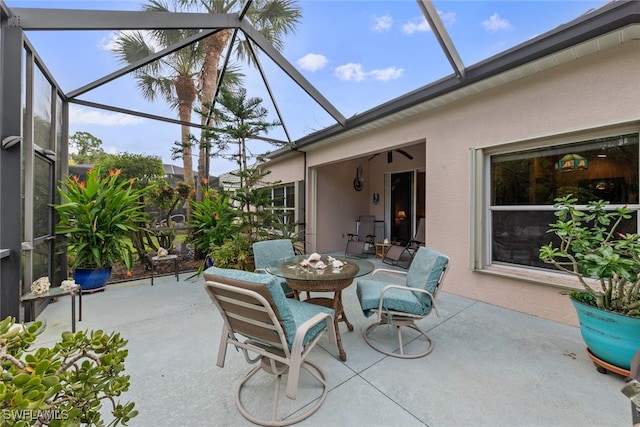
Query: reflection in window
[[490, 134, 639, 269], [33, 65, 52, 151], [33, 154, 53, 238]]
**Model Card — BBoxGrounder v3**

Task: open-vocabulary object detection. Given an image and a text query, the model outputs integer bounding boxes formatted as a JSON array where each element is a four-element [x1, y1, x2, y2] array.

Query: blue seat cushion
[[285, 298, 334, 346], [356, 279, 428, 318], [203, 266, 332, 348]]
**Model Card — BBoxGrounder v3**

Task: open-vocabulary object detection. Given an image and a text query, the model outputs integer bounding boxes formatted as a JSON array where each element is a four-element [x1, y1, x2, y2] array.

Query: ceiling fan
[[368, 149, 414, 163]]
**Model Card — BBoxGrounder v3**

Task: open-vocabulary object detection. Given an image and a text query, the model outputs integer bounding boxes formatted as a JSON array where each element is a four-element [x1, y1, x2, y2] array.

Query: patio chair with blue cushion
[[356, 246, 449, 358], [253, 238, 296, 297], [204, 267, 336, 426]]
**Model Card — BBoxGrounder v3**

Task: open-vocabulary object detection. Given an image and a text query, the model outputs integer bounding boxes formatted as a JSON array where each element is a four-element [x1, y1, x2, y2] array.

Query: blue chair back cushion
[[252, 239, 295, 270], [252, 239, 296, 295], [204, 266, 332, 348], [406, 247, 448, 305]]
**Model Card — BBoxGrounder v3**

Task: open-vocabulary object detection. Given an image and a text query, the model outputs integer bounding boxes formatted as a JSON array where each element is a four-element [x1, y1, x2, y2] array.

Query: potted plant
[[539, 195, 640, 372], [53, 167, 149, 291]]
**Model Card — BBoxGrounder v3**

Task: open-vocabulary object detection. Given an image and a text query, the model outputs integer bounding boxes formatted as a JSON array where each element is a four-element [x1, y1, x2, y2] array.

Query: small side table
[[21, 285, 82, 332], [151, 254, 179, 286], [375, 241, 391, 259]]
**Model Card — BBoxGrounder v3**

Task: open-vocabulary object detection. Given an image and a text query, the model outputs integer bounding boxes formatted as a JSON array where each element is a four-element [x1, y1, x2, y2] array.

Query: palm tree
[[180, 0, 302, 199], [111, 0, 205, 195], [113, 0, 300, 203]]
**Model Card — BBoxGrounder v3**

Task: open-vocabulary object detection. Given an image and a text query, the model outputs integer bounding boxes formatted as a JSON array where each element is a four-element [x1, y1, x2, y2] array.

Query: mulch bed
[[108, 257, 203, 283]]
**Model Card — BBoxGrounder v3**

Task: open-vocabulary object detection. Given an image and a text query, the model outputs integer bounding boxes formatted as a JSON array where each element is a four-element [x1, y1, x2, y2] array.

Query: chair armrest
[[291, 312, 337, 353], [371, 268, 408, 279], [377, 284, 440, 318]]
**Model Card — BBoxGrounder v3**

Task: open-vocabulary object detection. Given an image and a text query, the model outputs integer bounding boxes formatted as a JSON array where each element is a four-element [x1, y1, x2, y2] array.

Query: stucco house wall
[[264, 39, 640, 326]]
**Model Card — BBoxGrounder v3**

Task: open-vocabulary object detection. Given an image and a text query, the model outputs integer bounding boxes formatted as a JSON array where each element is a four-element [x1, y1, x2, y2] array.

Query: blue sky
[[5, 0, 610, 175]]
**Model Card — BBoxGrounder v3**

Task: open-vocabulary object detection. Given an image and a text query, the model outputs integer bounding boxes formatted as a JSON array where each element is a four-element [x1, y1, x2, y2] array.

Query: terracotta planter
[[74, 267, 112, 292], [571, 295, 640, 371]]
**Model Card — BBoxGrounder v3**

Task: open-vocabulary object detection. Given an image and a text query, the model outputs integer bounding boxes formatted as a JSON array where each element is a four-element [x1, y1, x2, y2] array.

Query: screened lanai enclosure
[[2, 0, 639, 328], [0, 0, 462, 319]]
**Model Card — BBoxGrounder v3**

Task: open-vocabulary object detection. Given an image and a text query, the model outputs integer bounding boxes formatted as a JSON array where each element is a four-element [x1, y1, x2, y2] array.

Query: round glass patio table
[[266, 254, 374, 362]]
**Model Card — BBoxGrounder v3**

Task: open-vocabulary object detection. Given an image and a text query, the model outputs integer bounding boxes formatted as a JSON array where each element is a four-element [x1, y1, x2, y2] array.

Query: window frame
[[471, 126, 640, 286], [267, 182, 297, 225]]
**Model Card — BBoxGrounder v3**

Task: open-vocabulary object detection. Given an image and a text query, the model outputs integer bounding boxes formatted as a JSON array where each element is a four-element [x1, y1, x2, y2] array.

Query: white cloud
[[99, 32, 120, 51], [335, 63, 366, 81], [402, 10, 456, 34], [70, 106, 145, 126], [334, 63, 403, 82], [438, 11, 457, 27], [482, 13, 514, 33], [372, 15, 393, 32], [99, 30, 161, 52], [402, 17, 430, 34], [370, 67, 404, 82], [296, 53, 328, 72]]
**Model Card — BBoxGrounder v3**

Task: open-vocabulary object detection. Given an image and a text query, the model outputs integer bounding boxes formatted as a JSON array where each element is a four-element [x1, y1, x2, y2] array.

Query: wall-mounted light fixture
[[373, 193, 379, 204], [1, 135, 22, 150]]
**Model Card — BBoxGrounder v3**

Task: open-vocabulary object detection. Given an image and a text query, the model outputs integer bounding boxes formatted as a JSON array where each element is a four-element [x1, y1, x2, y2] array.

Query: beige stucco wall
[[261, 151, 305, 184], [264, 40, 640, 325], [419, 41, 640, 326]]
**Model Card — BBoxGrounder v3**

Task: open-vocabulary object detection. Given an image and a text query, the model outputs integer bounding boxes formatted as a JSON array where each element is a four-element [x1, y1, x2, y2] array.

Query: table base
[[288, 278, 354, 362]]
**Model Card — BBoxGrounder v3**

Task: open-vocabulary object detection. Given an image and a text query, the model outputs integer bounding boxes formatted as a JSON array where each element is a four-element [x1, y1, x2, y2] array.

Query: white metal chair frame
[[362, 263, 448, 359], [205, 281, 336, 426]]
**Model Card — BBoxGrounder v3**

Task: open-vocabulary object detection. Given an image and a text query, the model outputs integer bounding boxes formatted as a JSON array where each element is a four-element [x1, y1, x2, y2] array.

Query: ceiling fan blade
[[395, 149, 414, 160], [387, 151, 393, 163]]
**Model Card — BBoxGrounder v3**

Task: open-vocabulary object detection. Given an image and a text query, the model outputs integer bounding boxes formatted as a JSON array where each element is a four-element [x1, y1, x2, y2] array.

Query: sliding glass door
[[388, 170, 425, 245]]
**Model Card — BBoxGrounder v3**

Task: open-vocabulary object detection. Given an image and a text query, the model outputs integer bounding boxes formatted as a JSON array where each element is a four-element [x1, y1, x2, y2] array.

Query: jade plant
[[539, 195, 640, 316], [0, 316, 137, 426]]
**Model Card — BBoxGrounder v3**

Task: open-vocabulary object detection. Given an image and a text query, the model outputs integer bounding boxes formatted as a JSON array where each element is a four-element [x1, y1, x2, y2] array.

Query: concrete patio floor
[[32, 255, 631, 427]]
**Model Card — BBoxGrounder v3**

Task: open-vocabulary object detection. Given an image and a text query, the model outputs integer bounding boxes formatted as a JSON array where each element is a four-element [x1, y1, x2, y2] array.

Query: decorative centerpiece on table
[[52, 167, 149, 292], [299, 253, 346, 273]]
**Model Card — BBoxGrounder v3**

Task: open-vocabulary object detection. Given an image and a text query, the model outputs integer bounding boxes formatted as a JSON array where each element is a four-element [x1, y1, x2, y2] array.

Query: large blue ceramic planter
[[74, 267, 112, 291], [571, 296, 640, 370]]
